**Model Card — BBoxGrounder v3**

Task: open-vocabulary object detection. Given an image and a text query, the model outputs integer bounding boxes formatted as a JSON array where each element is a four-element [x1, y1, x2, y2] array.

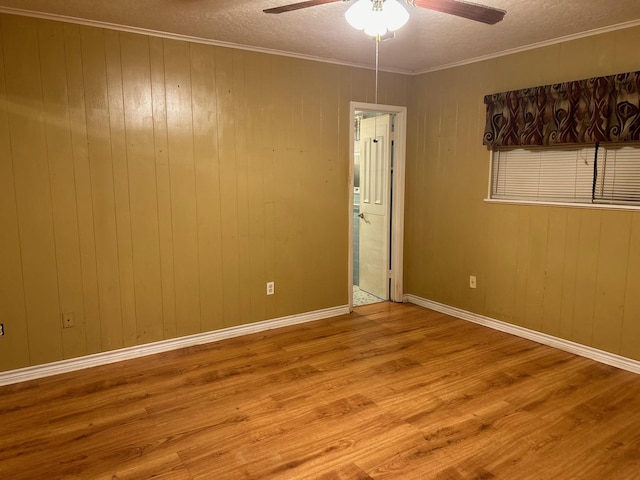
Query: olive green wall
[[405, 25, 640, 361], [0, 13, 409, 371], [2, 11, 640, 373]]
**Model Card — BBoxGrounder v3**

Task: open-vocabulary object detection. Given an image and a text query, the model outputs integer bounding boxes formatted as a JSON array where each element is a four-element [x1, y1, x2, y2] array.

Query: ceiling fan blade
[[263, 0, 344, 14], [413, 0, 506, 25]]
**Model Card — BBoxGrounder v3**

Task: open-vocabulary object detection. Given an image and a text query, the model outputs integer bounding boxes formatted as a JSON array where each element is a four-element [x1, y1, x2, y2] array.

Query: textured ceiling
[[1, 0, 640, 73]]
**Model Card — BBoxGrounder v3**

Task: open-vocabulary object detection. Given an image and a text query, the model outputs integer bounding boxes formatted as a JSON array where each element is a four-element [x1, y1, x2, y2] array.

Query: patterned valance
[[483, 71, 640, 147]]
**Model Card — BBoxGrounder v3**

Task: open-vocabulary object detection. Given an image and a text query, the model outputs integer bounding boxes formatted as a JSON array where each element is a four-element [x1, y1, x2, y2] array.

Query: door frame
[[348, 101, 407, 309]]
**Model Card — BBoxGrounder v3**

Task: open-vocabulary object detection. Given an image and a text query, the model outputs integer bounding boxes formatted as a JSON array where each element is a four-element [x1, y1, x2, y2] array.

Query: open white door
[[348, 101, 405, 310], [358, 114, 391, 300]]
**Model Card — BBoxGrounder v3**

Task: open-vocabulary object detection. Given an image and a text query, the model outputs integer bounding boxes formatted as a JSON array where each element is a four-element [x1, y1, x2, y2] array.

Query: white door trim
[[348, 102, 406, 309]]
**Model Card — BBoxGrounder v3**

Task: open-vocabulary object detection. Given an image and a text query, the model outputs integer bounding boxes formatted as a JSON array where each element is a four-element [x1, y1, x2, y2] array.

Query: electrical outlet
[[0, 323, 4, 336], [62, 311, 75, 328], [469, 275, 477, 289], [266, 281, 275, 296]]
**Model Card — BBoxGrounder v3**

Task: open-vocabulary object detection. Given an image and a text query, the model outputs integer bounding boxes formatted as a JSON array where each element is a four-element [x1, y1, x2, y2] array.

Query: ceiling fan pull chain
[[375, 34, 379, 104]]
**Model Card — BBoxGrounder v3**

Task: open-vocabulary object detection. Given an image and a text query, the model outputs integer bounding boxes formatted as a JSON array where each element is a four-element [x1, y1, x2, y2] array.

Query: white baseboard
[[404, 294, 640, 375], [0, 305, 351, 386]]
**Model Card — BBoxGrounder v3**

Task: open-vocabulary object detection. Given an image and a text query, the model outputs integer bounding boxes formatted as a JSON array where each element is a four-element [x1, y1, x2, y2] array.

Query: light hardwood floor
[[1, 302, 640, 479]]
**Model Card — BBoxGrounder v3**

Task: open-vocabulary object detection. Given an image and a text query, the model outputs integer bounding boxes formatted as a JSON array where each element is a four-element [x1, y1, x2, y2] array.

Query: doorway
[[349, 102, 406, 310]]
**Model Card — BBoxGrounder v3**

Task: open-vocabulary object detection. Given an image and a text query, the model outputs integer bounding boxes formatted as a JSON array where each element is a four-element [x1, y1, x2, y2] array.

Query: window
[[594, 145, 640, 205], [489, 143, 640, 207]]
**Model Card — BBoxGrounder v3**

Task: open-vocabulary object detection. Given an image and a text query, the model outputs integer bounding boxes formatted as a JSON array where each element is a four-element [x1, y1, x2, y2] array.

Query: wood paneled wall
[[4, 12, 639, 373], [0, 13, 409, 371], [405, 26, 640, 361]]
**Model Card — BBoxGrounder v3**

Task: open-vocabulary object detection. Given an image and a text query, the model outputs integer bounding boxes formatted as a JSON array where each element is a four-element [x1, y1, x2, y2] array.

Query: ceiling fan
[[264, 0, 506, 25]]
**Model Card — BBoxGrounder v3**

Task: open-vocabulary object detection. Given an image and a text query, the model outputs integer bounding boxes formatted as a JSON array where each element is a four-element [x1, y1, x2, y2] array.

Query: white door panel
[[358, 114, 391, 300]]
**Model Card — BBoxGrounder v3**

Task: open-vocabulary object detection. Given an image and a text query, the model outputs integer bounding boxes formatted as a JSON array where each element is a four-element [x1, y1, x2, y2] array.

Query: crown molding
[[411, 19, 640, 75], [0, 6, 409, 75], [1, 9, 639, 80]]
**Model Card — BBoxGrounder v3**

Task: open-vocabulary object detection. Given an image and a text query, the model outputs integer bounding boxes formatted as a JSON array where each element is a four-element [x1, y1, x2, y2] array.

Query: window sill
[[484, 198, 640, 212]]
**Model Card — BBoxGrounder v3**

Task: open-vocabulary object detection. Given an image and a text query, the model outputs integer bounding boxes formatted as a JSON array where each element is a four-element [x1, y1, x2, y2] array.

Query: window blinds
[[491, 146, 596, 203], [594, 144, 640, 205]]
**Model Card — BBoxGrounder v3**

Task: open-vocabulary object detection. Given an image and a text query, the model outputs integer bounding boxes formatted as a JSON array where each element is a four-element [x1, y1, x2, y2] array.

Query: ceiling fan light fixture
[[345, 0, 409, 36]]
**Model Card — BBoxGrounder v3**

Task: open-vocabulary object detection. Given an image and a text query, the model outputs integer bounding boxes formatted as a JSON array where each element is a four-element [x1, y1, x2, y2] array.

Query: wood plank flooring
[[1, 302, 640, 479]]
